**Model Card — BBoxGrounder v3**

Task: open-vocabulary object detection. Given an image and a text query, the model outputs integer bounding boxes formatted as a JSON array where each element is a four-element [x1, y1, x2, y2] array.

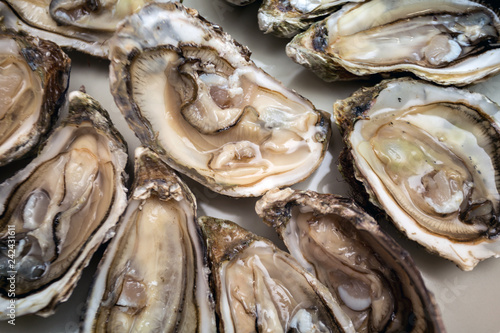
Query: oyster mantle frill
[[0, 90, 128, 318], [256, 188, 444, 332], [0, 30, 70, 166], [198, 216, 355, 332], [109, 2, 331, 197], [81, 147, 216, 332], [287, 0, 500, 85], [334, 78, 500, 270]]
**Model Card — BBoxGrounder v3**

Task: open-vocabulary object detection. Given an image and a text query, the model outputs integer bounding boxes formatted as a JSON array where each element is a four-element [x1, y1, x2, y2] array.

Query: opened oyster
[[198, 216, 355, 332], [0, 0, 172, 57], [109, 2, 331, 197], [258, 0, 364, 38], [335, 78, 500, 270], [0, 30, 70, 166], [256, 188, 444, 332], [82, 147, 216, 332], [287, 0, 500, 85], [0, 90, 128, 318]]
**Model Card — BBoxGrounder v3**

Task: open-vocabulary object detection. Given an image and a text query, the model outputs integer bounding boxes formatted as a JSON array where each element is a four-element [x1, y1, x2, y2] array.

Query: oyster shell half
[[198, 216, 355, 332], [0, 0, 173, 58], [256, 188, 444, 332], [0, 30, 70, 166], [81, 147, 216, 332], [0, 90, 128, 318], [334, 78, 500, 270], [109, 2, 331, 197], [287, 0, 500, 85], [258, 0, 364, 38]]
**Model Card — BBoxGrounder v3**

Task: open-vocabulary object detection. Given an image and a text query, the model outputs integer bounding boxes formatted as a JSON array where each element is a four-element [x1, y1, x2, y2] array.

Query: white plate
[[2, 1, 500, 332]]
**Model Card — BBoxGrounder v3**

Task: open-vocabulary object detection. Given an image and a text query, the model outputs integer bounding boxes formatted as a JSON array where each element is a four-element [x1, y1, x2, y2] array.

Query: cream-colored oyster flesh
[[0, 30, 70, 166], [256, 188, 445, 332], [335, 78, 500, 270], [0, 0, 172, 57], [287, 0, 500, 85], [258, 0, 364, 38], [0, 90, 128, 318], [109, 2, 331, 197], [81, 147, 216, 332], [198, 216, 355, 332]]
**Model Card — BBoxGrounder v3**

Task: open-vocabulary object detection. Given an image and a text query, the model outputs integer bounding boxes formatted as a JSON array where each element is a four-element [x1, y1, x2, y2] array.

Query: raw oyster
[[0, 0, 172, 58], [287, 0, 500, 85], [109, 2, 331, 197], [334, 78, 500, 270], [198, 216, 355, 332], [0, 90, 128, 318], [258, 0, 364, 38], [0, 30, 70, 166], [256, 188, 444, 332], [81, 147, 216, 332]]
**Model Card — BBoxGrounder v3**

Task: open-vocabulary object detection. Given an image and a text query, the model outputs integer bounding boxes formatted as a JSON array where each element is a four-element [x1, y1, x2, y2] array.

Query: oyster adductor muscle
[[198, 216, 355, 332], [81, 147, 216, 332], [287, 0, 500, 85], [109, 2, 331, 197], [256, 188, 445, 332], [0, 90, 128, 318], [0, 29, 70, 166], [334, 77, 500, 270]]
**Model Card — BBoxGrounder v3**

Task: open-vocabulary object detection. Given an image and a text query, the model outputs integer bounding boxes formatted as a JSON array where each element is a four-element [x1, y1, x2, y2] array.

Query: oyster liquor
[[5, 224, 16, 325]]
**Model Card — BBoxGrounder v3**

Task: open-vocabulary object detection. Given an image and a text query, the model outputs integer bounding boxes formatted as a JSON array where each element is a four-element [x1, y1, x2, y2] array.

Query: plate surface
[[2, 1, 500, 332]]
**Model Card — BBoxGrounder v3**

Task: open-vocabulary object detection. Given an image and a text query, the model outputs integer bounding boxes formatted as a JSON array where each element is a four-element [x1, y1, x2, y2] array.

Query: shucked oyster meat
[[287, 0, 500, 85], [256, 188, 444, 332], [198, 216, 355, 332], [0, 0, 173, 57], [258, 0, 364, 38], [335, 78, 500, 270], [0, 90, 128, 318], [109, 2, 331, 197], [0, 30, 70, 166], [82, 147, 216, 332]]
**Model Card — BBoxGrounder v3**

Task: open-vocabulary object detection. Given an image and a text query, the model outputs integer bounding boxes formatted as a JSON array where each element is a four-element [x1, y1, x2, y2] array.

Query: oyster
[[0, 0, 172, 57], [256, 188, 444, 332], [0, 30, 70, 166], [0, 90, 128, 318], [334, 78, 500, 270], [81, 147, 216, 332], [109, 2, 331, 197], [198, 216, 355, 332], [287, 0, 500, 85], [258, 0, 364, 38]]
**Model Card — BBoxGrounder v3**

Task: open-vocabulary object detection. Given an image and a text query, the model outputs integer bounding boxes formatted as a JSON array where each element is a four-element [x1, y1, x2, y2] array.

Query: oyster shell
[[0, 0, 173, 57], [287, 0, 500, 85], [0, 30, 70, 166], [198, 216, 355, 332], [258, 0, 364, 38], [334, 78, 500, 270], [109, 2, 331, 197], [81, 147, 216, 332], [0, 90, 128, 318], [256, 188, 445, 332]]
